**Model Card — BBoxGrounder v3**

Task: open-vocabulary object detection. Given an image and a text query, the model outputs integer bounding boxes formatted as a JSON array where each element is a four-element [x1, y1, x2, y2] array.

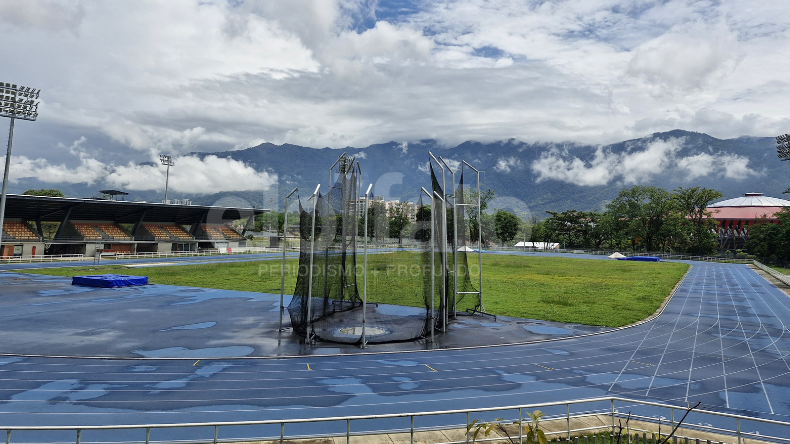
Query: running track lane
[[3, 262, 790, 441]]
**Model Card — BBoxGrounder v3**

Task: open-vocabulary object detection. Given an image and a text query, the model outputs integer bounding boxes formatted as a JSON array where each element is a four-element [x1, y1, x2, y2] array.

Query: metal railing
[[0, 253, 84, 263], [2, 397, 787, 444], [752, 260, 790, 286]]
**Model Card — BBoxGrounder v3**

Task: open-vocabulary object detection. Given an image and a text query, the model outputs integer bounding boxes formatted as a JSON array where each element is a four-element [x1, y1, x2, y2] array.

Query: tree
[[745, 211, 790, 262], [255, 211, 284, 234], [606, 185, 674, 252], [543, 209, 589, 248], [23, 189, 65, 198], [413, 204, 431, 242], [388, 202, 411, 245], [463, 188, 495, 240], [494, 210, 520, 245], [672, 186, 722, 255]]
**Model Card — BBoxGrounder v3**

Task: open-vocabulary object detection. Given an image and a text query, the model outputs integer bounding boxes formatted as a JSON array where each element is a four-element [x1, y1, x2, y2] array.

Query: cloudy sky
[[1, 0, 788, 193]]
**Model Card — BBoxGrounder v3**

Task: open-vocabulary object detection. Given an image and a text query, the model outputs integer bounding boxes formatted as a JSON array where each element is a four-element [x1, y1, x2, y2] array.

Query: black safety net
[[453, 171, 480, 314], [289, 155, 430, 344]]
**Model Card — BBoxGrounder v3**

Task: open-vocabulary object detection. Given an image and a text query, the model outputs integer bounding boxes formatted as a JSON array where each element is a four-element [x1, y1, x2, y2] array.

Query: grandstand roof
[[3, 194, 267, 224], [709, 192, 790, 208]]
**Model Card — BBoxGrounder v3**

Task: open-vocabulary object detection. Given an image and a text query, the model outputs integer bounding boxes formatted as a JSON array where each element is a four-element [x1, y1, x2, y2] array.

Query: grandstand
[[0, 194, 267, 258]]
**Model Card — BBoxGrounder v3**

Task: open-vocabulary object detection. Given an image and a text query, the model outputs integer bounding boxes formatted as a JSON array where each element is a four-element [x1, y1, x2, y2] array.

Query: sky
[[0, 0, 788, 193]]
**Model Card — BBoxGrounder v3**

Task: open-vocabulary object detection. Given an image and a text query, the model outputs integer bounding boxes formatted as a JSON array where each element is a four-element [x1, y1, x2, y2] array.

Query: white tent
[[457, 246, 477, 252], [608, 252, 626, 259]]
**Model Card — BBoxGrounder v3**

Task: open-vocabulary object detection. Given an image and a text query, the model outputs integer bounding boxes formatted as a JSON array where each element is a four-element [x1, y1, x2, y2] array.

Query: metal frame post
[[280, 188, 298, 331], [462, 161, 484, 313], [439, 157, 459, 318], [410, 415, 414, 444], [737, 418, 741, 444], [422, 187, 435, 344], [306, 184, 321, 342], [429, 153, 449, 331], [568, 403, 572, 439], [362, 184, 373, 348], [611, 399, 616, 435]]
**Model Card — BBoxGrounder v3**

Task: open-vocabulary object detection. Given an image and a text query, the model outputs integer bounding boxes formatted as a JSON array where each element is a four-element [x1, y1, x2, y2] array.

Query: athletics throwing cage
[[285, 153, 487, 346]]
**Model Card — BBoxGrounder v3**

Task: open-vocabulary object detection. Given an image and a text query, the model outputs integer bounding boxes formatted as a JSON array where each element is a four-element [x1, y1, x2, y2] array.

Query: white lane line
[[724, 265, 774, 414], [732, 266, 790, 385], [645, 265, 697, 397], [714, 266, 730, 408], [685, 264, 706, 403]]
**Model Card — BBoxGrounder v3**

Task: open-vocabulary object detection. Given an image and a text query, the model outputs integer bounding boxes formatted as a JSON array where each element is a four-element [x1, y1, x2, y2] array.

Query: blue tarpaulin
[[72, 274, 149, 288], [617, 256, 661, 262]]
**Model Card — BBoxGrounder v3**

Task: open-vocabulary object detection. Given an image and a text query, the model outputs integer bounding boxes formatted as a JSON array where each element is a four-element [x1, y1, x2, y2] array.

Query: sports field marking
[[424, 364, 438, 372], [534, 364, 554, 370], [307, 364, 313, 371], [193, 360, 200, 366]]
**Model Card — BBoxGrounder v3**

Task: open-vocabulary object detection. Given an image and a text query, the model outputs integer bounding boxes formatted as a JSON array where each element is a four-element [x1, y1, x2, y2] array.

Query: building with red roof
[[708, 193, 790, 249]]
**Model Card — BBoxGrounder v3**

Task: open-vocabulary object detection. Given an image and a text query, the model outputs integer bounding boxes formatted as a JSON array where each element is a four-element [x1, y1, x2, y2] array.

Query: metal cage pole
[[361, 184, 373, 348], [421, 187, 435, 344], [306, 184, 320, 342], [280, 187, 298, 332], [429, 153, 448, 331], [439, 157, 458, 319], [463, 161, 483, 312]]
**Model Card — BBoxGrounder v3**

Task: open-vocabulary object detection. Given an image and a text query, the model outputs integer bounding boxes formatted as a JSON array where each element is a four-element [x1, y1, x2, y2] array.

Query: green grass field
[[21, 253, 688, 327]]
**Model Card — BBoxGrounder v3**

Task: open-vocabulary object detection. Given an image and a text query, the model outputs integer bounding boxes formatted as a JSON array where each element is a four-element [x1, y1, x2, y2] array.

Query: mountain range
[[12, 130, 788, 220]]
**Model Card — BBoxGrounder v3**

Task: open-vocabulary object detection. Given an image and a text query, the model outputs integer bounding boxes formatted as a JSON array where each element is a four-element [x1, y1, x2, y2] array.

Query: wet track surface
[[2, 258, 790, 441]]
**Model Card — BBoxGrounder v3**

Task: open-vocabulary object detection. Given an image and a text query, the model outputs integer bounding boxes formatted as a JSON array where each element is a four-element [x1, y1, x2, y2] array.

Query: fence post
[[145, 427, 150, 444], [347, 418, 350, 444], [519, 408, 523, 444], [5, 430, 9, 444], [567, 403, 571, 439], [76, 429, 81, 444], [736, 418, 741, 444], [611, 399, 615, 435], [467, 411, 470, 444], [670, 408, 674, 429], [411, 415, 414, 444], [214, 425, 218, 444]]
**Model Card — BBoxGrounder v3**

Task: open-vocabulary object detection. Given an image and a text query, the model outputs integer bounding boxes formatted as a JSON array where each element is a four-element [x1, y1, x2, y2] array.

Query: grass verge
[[20, 253, 688, 328]]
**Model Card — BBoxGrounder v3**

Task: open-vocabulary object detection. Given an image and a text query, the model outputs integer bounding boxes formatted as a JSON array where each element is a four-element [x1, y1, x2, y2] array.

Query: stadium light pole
[[159, 154, 175, 203], [0, 82, 40, 258], [777, 134, 790, 194]]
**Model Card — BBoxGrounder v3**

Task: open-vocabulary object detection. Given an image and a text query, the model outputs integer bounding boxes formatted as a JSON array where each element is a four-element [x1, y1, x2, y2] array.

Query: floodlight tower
[[159, 154, 175, 204], [0, 82, 40, 257], [777, 134, 790, 194]]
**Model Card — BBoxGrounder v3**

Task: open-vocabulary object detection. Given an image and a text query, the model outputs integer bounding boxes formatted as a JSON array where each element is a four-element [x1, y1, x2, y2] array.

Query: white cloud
[[2, 0, 790, 159], [2, 142, 276, 193], [531, 146, 618, 187], [676, 152, 756, 180], [494, 156, 522, 173], [627, 22, 745, 92], [531, 137, 758, 186]]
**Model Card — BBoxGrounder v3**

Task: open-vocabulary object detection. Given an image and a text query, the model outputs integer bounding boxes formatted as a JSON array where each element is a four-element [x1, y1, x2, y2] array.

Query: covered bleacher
[[0, 194, 267, 258]]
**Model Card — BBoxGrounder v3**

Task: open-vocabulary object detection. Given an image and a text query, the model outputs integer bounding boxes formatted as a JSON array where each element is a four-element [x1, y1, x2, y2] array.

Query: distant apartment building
[[358, 196, 418, 222]]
